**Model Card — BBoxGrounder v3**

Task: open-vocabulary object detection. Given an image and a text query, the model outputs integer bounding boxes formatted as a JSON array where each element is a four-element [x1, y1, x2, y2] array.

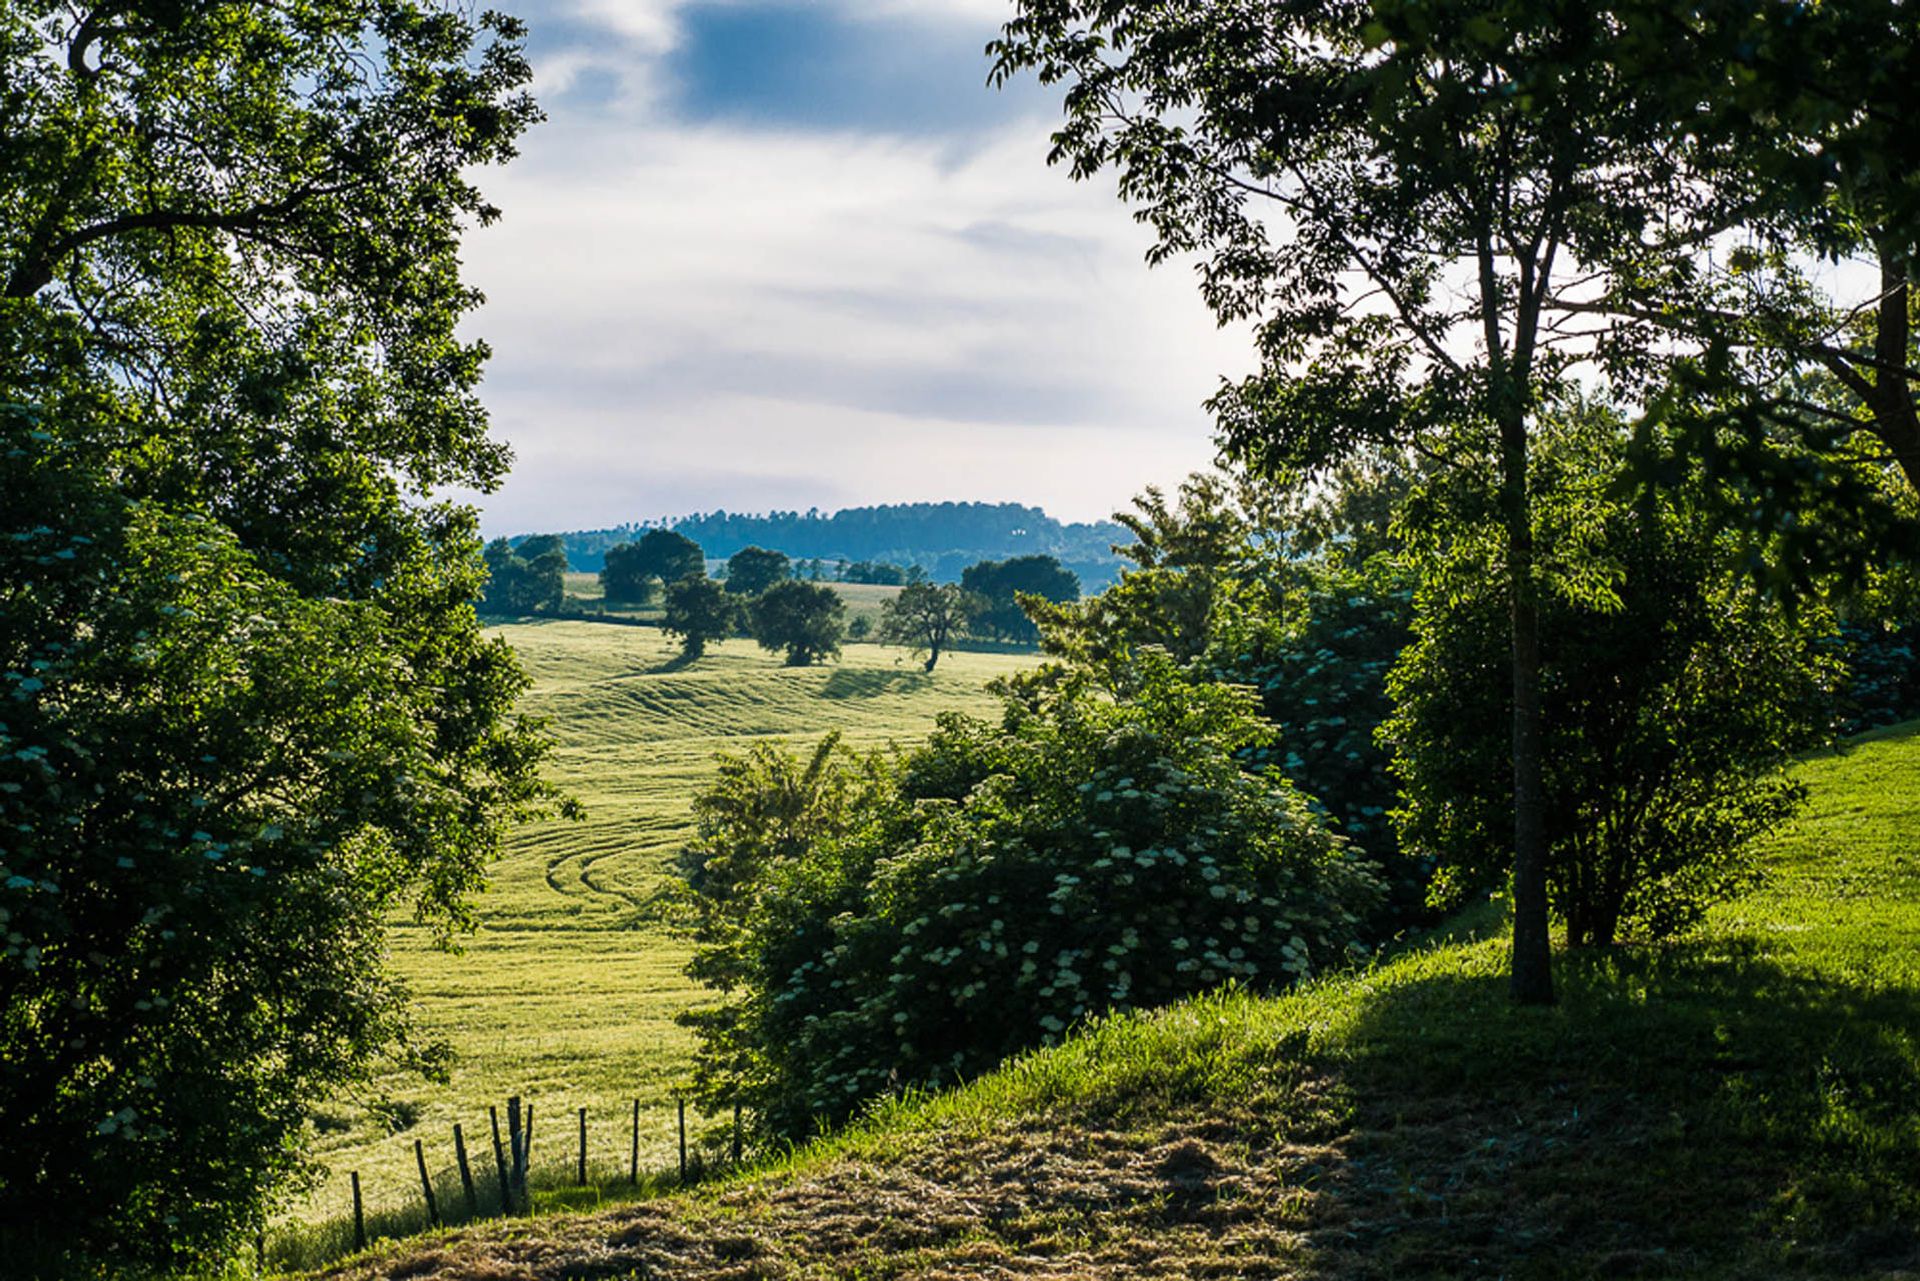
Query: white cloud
[[459, 2, 1251, 533], [568, 0, 683, 50]]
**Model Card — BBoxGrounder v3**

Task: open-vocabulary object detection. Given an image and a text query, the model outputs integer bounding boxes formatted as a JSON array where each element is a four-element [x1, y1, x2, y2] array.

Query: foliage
[[662, 576, 738, 660], [482, 537, 565, 616], [1386, 427, 1838, 946], [678, 657, 1382, 1137], [961, 555, 1080, 643], [1582, 1, 1920, 530], [841, 560, 909, 586], [992, 0, 1700, 1005], [0, 0, 547, 1264], [1032, 474, 1262, 667], [1033, 473, 1424, 932], [603, 530, 705, 603], [1212, 567, 1420, 930], [749, 581, 845, 667], [726, 546, 792, 596], [0, 411, 559, 1265], [876, 583, 982, 671]]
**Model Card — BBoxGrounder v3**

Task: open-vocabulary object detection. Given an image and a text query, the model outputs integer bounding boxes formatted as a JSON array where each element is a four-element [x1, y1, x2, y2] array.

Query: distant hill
[[518, 502, 1134, 590]]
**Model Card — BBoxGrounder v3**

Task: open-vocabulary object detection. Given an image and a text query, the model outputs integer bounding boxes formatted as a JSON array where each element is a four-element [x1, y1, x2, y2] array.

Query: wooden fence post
[[676, 1097, 687, 1182], [454, 1122, 479, 1218], [414, 1138, 440, 1227], [350, 1170, 366, 1252], [732, 1101, 742, 1164], [577, 1106, 588, 1185], [506, 1096, 526, 1214], [489, 1105, 510, 1213], [629, 1098, 640, 1185]]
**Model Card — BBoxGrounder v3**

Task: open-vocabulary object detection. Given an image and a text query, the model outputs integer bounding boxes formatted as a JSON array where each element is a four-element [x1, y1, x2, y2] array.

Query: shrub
[[1206, 563, 1421, 928], [679, 657, 1382, 1136]]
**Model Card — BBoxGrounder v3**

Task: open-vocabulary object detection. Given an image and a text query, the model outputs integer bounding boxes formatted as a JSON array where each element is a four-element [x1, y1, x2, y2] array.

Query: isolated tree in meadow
[[751, 580, 846, 666], [877, 582, 983, 671], [994, 0, 1700, 1004], [0, 0, 553, 1265], [727, 545, 793, 596], [664, 575, 739, 660]]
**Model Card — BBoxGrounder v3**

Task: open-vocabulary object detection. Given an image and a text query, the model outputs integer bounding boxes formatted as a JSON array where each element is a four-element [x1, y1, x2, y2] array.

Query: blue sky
[[462, 0, 1247, 535]]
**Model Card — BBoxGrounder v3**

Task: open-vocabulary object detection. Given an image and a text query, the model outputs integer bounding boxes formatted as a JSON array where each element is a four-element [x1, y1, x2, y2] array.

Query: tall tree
[[726, 545, 792, 596], [877, 582, 982, 671], [663, 575, 738, 661], [0, 1, 551, 1264], [750, 581, 845, 666], [623, 529, 706, 588], [961, 554, 1079, 643], [994, 0, 1682, 1003]]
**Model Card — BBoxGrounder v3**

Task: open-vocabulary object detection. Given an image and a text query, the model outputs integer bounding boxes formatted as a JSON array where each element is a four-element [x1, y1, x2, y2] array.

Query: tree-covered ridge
[[525, 502, 1132, 587]]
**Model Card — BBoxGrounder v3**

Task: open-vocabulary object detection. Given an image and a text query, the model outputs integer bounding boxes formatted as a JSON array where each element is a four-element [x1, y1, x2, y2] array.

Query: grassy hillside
[[284, 623, 1035, 1241], [312, 722, 1919, 1279]]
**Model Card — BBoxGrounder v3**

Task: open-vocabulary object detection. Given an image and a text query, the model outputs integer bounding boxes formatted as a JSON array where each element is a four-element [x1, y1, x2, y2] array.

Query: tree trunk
[[1871, 250, 1920, 496], [1504, 423, 1556, 1005]]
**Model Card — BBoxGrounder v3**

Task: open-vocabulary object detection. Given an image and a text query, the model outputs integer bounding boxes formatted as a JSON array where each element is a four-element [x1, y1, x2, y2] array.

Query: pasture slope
[[290, 623, 1034, 1237], [310, 721, 1920, 1280]]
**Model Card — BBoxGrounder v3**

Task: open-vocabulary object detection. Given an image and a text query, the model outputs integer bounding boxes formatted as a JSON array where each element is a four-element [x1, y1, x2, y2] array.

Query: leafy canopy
[[0, 0, 549, 1264], [876, 582, 982, 671], [663, 575, 739, 660], [750, 580, 845, 667]]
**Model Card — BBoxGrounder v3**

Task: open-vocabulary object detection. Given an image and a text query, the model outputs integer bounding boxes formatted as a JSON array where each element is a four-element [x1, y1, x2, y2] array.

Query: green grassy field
[[558, 573, 903, 631], [283, 622, 1034, 1241], [314, 723, 1920, 1279]]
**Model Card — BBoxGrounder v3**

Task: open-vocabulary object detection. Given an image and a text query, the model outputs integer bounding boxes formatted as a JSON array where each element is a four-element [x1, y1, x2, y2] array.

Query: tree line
[[478, 525, 1086, 660], [528, 502, 1130, 589]]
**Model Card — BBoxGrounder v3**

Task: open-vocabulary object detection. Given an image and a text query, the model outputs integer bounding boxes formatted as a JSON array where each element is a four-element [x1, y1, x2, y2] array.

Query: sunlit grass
[[281, 622, 1035, 1241]]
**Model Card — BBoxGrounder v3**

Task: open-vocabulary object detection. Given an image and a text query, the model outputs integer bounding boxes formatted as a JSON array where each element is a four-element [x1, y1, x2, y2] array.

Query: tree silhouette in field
[[603, 529, 705, 603], [878, 582, 983, 671], [751, 581, 845, 666], [961, 555, 1079, 644], [664, 575, 740, 660], [727, 545, 792, 596], [484, 536, 566, 614]]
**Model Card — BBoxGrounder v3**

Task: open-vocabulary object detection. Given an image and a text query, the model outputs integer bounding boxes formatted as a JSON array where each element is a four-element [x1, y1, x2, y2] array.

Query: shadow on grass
[[1286, 942, 1920, 1280], [818, 668, 932, 700]]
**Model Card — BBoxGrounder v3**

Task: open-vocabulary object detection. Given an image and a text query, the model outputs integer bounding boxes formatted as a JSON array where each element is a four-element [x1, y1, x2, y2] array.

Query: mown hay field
[[291, 621, 1034, 1230]]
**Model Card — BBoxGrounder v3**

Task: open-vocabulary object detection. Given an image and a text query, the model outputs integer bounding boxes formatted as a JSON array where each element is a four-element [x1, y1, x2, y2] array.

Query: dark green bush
[[679, 658, 1382, 1136]]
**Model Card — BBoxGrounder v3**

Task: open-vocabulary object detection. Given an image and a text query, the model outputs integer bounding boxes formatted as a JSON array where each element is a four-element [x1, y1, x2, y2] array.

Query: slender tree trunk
[[1872, 250, 1920, 495], [1503, 421, 1556, 1005]]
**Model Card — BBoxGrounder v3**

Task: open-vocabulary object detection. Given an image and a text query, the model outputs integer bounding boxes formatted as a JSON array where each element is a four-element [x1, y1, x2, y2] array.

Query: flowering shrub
[[679, 657, 1382, 1136]]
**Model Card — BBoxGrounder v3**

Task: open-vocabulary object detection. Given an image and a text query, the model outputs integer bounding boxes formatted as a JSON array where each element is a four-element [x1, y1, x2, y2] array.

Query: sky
[[460, 0, 1251, 536]]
